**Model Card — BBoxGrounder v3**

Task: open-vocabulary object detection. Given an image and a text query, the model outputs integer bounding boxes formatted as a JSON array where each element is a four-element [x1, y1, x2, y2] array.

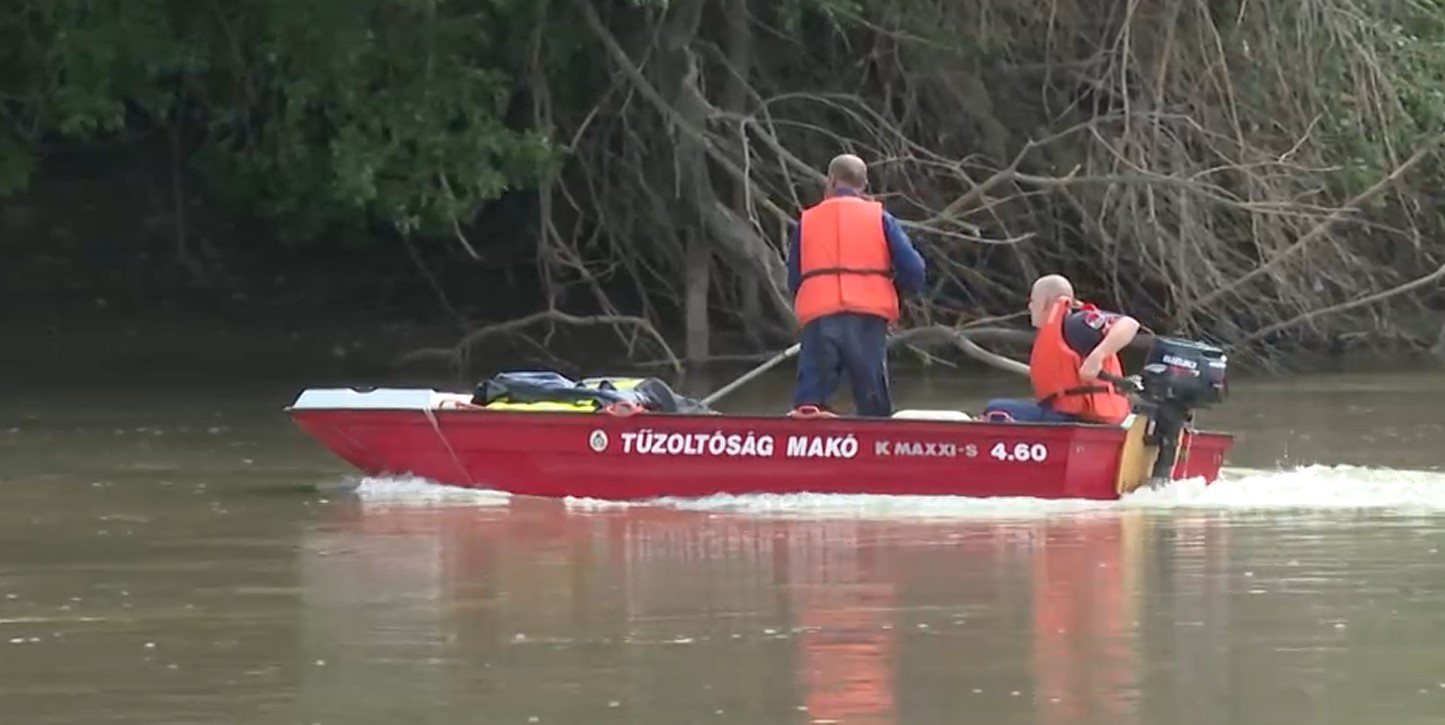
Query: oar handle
[[699, 343, 801, 407]]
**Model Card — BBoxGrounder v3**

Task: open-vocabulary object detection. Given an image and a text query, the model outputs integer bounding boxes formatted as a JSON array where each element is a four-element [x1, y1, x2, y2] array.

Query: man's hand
[[1079, 354, 1103, 381]]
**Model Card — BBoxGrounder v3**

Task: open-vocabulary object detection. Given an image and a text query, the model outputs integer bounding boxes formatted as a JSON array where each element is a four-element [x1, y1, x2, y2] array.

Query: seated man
[[982, 274, 1139, 424]]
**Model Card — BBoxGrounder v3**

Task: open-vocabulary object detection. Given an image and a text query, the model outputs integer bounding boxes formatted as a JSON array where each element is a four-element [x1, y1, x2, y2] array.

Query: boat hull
[[286, 388, 1234, 501]]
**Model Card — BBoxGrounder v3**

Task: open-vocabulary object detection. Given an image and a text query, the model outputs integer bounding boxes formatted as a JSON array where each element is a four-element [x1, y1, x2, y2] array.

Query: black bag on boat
[[590, 376, 714, 414], [470, 371, 714, 414], [471, 371, 616, 408]]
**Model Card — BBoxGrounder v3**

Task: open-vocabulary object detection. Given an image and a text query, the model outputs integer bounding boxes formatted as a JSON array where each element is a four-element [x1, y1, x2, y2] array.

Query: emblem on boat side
[[588, 429, 609, 452]]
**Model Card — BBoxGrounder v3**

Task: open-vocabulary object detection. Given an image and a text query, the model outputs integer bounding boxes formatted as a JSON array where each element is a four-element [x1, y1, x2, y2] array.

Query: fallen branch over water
[[393, 309, 683, 375], [888, 325, 1030, 376], [392, 315, 1173, 381]]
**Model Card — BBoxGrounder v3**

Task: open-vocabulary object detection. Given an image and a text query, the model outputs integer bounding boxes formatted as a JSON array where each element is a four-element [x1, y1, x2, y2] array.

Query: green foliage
[[0, 0, 557, 242], [0, 134, 33, 196], [2, 0, 1443, 354], [1379, 2, 1445, 136], [201, 0, 558, 239], [0, 0, 183, 187], [1229, 0, 1445, 194], [772, 0, 864, 38]]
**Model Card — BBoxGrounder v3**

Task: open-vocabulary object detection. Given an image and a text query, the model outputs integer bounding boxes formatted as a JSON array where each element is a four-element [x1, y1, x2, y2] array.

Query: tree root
[[431, 0, 1445, 371]]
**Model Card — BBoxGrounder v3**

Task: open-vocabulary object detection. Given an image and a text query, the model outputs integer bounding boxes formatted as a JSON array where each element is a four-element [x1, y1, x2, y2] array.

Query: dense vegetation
[[6, 0, 1445, 369]]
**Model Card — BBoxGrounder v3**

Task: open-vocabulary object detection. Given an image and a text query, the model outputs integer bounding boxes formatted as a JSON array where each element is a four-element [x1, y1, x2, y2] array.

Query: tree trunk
[[725, 0, 764, 331], [685, 230, 711, 364]]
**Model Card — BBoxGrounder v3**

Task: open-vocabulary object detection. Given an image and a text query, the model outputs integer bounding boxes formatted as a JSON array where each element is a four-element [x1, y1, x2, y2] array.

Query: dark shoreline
[[5, 306, 1440, 397]]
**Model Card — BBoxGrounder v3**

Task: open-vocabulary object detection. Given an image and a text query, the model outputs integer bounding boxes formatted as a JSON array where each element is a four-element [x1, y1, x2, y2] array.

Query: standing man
[[982, 274, 1139, 424], [786, 154, 926, 417]]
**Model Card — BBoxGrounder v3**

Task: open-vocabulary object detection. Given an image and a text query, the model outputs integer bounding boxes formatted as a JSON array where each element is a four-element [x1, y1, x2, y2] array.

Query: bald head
[[1031, 274, 1073, 302], [826, 154, 868, 191], [1028, 274, 1074, 327]]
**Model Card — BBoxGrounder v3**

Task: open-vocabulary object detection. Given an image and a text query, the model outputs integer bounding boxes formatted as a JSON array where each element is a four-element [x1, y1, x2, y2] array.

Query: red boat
[[287, 337, 1235, 500]]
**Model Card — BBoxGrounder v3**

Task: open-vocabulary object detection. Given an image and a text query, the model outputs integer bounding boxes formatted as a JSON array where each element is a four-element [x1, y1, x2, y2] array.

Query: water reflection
[[1032, 512, 1142, 725], [17, 354, 1445, 724], [300, 497, 1178, 724]]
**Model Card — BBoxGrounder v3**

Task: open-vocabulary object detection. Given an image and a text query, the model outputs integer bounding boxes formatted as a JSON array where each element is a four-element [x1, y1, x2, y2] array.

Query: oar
[[700, 328, 1029, 408], [700, 343, 801, 407]]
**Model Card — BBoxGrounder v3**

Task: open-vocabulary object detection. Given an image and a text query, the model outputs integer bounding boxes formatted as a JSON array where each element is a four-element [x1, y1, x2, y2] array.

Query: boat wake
[[342, 464, 1445, 518], [333, 475, 512, 507], [1123, 464, 1445, 510]]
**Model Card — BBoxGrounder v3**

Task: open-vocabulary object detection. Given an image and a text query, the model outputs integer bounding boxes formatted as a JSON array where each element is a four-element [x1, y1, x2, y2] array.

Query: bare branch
[[420, 0, 1445, 370]]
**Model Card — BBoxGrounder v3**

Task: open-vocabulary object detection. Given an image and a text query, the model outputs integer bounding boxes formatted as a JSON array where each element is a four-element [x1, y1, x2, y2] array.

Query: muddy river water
[[4, 363, 1445, 724]]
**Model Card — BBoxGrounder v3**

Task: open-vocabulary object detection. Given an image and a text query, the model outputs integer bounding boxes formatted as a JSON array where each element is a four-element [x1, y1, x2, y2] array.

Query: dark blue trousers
[[980, 398, 1080, 423], [792, 312, 892, 417]]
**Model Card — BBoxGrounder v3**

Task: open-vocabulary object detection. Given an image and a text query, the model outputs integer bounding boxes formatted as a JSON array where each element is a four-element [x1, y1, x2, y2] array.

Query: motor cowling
[[1137, 336, 1227, 411], [1120, 336, 1228, 487]]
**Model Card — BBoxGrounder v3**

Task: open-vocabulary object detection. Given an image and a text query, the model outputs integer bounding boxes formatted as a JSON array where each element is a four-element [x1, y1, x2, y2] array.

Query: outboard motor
[[1110, 336, 1228, 485]]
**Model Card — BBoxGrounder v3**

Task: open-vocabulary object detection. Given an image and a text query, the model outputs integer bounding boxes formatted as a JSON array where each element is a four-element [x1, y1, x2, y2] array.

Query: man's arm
[[1080, 315, 1140, 379], [785, 221, 801, 297], [881, 212, 926, 294]]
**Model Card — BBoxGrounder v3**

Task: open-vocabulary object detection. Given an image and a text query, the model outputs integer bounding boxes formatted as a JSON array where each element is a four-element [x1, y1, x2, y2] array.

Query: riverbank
[[5, 303, 1443, 398]]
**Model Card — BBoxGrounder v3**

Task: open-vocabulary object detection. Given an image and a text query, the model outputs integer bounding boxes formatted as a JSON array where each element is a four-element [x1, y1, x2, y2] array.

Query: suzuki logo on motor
[[1161, 354, 1197, 369]]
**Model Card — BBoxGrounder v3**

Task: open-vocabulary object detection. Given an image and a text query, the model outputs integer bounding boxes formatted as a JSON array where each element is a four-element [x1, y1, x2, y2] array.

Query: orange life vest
[[794, 195, 900, 327], [1029, 297, 1131, 424]]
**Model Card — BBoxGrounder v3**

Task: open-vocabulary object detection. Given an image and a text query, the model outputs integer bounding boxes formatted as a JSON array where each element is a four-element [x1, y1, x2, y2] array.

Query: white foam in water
[[341, 465, 1445, 516], [1123, 464, 1445, 510], [563, 496, 633, 511], [347, 475, 511, 506], [645, 491, 1118, 519]]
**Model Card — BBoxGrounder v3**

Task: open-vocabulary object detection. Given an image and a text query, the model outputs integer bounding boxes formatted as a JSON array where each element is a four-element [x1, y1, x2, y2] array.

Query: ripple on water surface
[[335, 464, 1445, 725]]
